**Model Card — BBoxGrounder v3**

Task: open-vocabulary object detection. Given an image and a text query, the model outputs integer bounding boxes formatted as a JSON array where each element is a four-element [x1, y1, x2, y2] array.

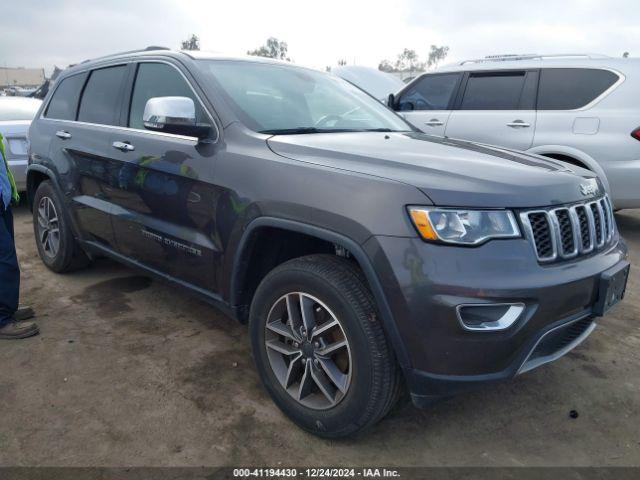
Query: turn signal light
[[408, 209, 438, 240], [632, 127, 640, 141]]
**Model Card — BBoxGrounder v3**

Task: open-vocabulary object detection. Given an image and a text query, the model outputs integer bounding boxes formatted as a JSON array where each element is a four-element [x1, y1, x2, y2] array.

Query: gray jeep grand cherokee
[[27, 48, 629, 438]]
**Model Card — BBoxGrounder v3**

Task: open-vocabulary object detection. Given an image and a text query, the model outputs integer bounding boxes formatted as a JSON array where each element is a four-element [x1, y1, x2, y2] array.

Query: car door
[[444, 70, 538, 150], [42, 66, 129, 249], [107, 60, 221, 292], [394, 72, 463, 136]]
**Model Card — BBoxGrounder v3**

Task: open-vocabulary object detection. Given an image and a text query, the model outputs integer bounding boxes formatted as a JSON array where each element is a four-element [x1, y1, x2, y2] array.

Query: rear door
[[41, 66, 128, 248], [69, 65, 129, 248], [444, 70, 538, 150], [107, 60, 221, 292], [394, 72, 462, 136]]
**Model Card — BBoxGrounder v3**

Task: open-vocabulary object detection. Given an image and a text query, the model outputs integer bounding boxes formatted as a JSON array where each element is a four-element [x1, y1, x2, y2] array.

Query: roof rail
[[80, 46, 171, 64], [459, 53, 610, 65]]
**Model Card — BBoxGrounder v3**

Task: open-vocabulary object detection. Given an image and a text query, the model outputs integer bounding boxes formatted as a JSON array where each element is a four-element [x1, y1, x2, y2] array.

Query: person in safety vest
[[0, 132, 39, 339]]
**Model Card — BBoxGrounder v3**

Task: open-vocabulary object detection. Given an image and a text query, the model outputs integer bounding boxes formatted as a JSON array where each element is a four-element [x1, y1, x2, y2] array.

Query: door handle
[[507, 120, 531, 128], [425, 119, 444, 126], [56, 130, 72, 140], [112, 141, 135, 152]]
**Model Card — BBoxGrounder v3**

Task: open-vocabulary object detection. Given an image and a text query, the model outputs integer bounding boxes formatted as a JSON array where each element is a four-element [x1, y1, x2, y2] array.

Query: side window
[[44, 73, 87, 120], [459, 72, 526, 110], [537, 68, 619, 110], [397, 73, 461, 111], [128, 62, 205, 130], [77, 65, 127, 125]]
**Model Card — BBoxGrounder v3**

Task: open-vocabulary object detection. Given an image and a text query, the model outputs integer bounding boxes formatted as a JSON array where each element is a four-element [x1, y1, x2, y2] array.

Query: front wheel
[[249, 254, 401, 438]]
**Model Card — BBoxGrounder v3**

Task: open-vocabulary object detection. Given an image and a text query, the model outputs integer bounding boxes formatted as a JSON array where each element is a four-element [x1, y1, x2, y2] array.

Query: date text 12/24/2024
[[233, 468, 401, 478]]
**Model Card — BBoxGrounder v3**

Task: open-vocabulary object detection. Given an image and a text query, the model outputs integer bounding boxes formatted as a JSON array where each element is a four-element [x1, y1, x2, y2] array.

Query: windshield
[[198, 60, 411, 134], [0, 99, 41, 121], [332, 66, 404, 102]]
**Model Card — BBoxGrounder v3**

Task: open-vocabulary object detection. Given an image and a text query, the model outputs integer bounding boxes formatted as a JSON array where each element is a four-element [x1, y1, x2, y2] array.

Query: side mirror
[[387, 93, 396, 110], [143, 96, 211, 139]]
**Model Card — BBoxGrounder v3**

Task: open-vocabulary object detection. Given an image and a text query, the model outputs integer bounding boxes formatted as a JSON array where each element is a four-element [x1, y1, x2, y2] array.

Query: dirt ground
[[1, 203, 639, 467]]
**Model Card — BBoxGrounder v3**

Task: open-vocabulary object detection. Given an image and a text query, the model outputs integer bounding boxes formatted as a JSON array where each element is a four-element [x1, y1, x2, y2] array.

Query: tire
[[32, 180, 90, 273], [249, 254, 401, 438]]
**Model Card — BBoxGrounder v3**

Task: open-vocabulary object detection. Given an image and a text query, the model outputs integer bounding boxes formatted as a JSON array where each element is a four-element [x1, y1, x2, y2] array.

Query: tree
[[247, 37, 291, 61], [181, 34, 200, 51], [427, 45, 449, 69], [378, 60, 396, 72], [623, 51, 630, 58], [395, 48, 424, 73]]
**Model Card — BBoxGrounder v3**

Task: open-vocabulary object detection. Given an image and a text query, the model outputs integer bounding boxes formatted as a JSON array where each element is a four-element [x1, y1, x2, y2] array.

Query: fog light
[[456, 303, 525, 331]]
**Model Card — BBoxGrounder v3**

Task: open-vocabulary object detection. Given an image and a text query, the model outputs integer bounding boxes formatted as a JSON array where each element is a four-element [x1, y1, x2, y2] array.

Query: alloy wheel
[[37, 196, 60, 258], [264, 292, 352, 410]]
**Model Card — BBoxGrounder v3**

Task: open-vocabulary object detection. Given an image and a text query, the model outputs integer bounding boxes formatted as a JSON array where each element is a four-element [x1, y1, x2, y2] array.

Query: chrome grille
[[528, 212, 554, 259], [521, 196, 615, 263]]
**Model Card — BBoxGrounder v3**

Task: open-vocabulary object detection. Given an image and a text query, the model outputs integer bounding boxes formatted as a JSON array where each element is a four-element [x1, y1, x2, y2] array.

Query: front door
[[444, 70, 538, 151], [395, 72, 462, 136], [107, 61, 222, 292]]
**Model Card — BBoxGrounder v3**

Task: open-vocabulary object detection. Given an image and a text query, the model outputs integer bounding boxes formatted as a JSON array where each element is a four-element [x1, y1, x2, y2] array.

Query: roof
[[436, 54, 639, 73], [180, 50, 291, 65], [61, 47, 301, 78]]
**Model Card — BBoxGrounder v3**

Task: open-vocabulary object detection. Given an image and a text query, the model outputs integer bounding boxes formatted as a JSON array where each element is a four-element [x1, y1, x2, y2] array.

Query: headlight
[[408, 207, 520, 245]]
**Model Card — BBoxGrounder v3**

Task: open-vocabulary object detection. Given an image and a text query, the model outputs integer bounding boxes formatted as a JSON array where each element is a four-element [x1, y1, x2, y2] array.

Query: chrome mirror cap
[[143, 96, 197, 130]]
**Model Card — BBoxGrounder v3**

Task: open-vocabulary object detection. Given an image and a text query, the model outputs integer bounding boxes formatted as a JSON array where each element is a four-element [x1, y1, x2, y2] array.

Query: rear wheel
[[249, 254, 401, 438], [32, 180, 90, 273]]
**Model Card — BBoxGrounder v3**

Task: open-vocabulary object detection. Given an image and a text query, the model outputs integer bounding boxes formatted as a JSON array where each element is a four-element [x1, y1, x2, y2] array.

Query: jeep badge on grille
[[580, 182, 598, 196]]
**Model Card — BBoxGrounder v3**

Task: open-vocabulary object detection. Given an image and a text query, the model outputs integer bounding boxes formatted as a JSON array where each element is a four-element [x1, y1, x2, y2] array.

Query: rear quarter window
[[44, 73, 87, 120], [537, 68, 619, 110]]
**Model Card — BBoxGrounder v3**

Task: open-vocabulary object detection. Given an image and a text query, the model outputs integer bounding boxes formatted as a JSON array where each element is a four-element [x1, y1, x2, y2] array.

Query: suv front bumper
[[363, 234, 628, 407]]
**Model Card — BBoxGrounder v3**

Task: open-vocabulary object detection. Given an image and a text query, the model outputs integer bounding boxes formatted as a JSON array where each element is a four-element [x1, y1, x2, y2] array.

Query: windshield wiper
[[259, 127, 352, 135], [259, 127, 411, 135]]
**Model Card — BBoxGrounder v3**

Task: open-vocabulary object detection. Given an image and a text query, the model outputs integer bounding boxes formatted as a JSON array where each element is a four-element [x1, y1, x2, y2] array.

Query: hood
[[267, 131, 601, 208]]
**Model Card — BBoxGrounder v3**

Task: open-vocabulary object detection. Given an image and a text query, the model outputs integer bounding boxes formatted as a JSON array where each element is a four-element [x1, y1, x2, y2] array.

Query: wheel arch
[[25, 164, 67, 211], [26, 164, 87, 249], [527, 145, 611, 192], [230, 217, 411, 367]]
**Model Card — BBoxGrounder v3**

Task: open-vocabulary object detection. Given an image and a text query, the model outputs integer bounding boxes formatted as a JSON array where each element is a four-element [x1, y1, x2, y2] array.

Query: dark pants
[[0, 204, 19, 326]]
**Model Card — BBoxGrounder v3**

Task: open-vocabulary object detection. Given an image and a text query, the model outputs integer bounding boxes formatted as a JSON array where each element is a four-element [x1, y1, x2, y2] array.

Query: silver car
[[0, 96, 42, 191], [343, 54, 640, 209]]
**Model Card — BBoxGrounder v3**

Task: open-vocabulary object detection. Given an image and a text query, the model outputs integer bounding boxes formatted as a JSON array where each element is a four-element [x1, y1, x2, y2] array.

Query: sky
[[1, 0, 639, 75]]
